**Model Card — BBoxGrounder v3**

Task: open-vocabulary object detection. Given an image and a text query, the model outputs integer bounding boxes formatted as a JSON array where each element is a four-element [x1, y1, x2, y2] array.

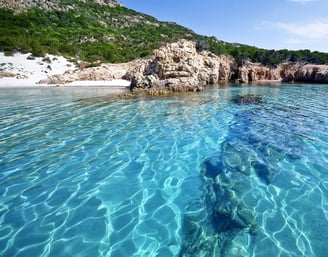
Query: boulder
[[0, 72, 16, 78], [126, 39, 234, 94], [231, 94, 264, 105]]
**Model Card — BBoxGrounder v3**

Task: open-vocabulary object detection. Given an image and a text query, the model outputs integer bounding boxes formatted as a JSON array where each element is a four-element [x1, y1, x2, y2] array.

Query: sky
[[120, 0, 328, 53]]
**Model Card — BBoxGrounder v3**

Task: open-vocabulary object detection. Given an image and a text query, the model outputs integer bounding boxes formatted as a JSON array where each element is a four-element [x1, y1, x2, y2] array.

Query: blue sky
[[120, 0, 328, 52]]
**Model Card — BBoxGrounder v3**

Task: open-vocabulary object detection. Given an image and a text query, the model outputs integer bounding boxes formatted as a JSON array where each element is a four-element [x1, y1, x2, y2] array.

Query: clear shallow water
[[0, 84, 327, 257]]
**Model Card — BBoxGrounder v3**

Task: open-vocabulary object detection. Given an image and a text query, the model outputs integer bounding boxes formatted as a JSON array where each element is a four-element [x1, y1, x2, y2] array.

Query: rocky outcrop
[[38, 62, 131, 84], [0, 0, 122, 12], [41, 40, 238, 94], [238, 62, 328, 84], [236, 62, 281, 83], [40, 40, 328, 93], [124, 40, 237, 94], [0, 72, 16, 78], [281, 63, 328, 83], [124, 40, 328, 92]]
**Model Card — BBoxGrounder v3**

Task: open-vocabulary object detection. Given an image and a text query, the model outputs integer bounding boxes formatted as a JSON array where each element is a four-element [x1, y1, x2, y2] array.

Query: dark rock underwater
[[179, 94, 304, 257]]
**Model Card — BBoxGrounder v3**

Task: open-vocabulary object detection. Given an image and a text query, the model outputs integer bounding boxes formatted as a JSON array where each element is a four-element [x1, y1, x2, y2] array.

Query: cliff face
[[0, 0, 122, 12], [236, 62, 281, 83], [280, 63, 328, 83]]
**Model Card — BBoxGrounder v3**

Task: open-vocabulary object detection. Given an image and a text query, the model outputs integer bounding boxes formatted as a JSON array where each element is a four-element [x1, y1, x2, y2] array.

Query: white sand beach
[[0, 52, 75, 87], [0, 52, 131, 88]]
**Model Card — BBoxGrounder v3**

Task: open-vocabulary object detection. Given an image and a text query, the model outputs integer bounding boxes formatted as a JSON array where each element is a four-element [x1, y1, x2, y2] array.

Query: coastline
[[0, 52, 131, 89], [2, 42, 328, 93]]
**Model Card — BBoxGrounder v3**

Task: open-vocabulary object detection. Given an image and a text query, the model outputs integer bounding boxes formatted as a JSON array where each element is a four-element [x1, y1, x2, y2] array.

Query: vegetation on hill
[[1, 0, 328, 65]]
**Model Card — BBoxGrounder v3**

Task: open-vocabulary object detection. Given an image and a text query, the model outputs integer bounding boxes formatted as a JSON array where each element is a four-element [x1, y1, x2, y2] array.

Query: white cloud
[[261, 19, 328, 42], [257, 19, 328, 51], [274, 20, 328, 40]]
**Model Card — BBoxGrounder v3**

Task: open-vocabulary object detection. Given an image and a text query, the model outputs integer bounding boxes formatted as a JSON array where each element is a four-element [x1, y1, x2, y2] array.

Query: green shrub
[[0, 2, 327, 64]]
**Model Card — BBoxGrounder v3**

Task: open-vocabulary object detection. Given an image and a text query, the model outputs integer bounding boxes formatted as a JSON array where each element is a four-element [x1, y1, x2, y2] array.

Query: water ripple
[[0, 85, 328, 256]]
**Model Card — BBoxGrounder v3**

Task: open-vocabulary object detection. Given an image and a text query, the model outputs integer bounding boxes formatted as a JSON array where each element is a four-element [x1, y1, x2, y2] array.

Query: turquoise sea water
[[0, 84, 327, 257]]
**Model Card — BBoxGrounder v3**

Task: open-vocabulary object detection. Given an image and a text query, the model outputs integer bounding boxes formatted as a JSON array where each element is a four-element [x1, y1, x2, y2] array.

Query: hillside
[[1, 0, 328, 65], [0, 0, 122, 11], [0, 0, 200, 63]]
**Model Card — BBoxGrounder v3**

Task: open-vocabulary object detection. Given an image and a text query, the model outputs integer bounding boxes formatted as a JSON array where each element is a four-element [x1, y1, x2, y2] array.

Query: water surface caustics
[[0, 85, 327, 257]]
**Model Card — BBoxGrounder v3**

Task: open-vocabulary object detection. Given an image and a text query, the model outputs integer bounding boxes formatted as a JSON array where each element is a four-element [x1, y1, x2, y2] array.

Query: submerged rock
[[213, 198, 255, 232], [180, 104, 305, 256], [231, 94, 264, 105], [180, 159, 257, 257]]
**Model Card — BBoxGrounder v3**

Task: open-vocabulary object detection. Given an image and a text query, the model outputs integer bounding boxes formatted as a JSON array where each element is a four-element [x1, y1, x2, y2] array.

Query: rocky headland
[[38, 40, 328, 94]]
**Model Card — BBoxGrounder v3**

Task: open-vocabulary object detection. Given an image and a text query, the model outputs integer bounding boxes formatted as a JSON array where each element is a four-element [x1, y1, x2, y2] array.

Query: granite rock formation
[[281, 63, 328, 83], [39, 62, 131, 84], [41, 40, 237, 93], [236, 62, 281, 83], [124, 40, 237, 94], [40, 40, 328, 93]]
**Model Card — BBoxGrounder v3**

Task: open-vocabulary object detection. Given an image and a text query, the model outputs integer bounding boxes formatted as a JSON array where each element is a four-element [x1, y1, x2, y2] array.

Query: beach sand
[[0, 52, 131, 89]]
